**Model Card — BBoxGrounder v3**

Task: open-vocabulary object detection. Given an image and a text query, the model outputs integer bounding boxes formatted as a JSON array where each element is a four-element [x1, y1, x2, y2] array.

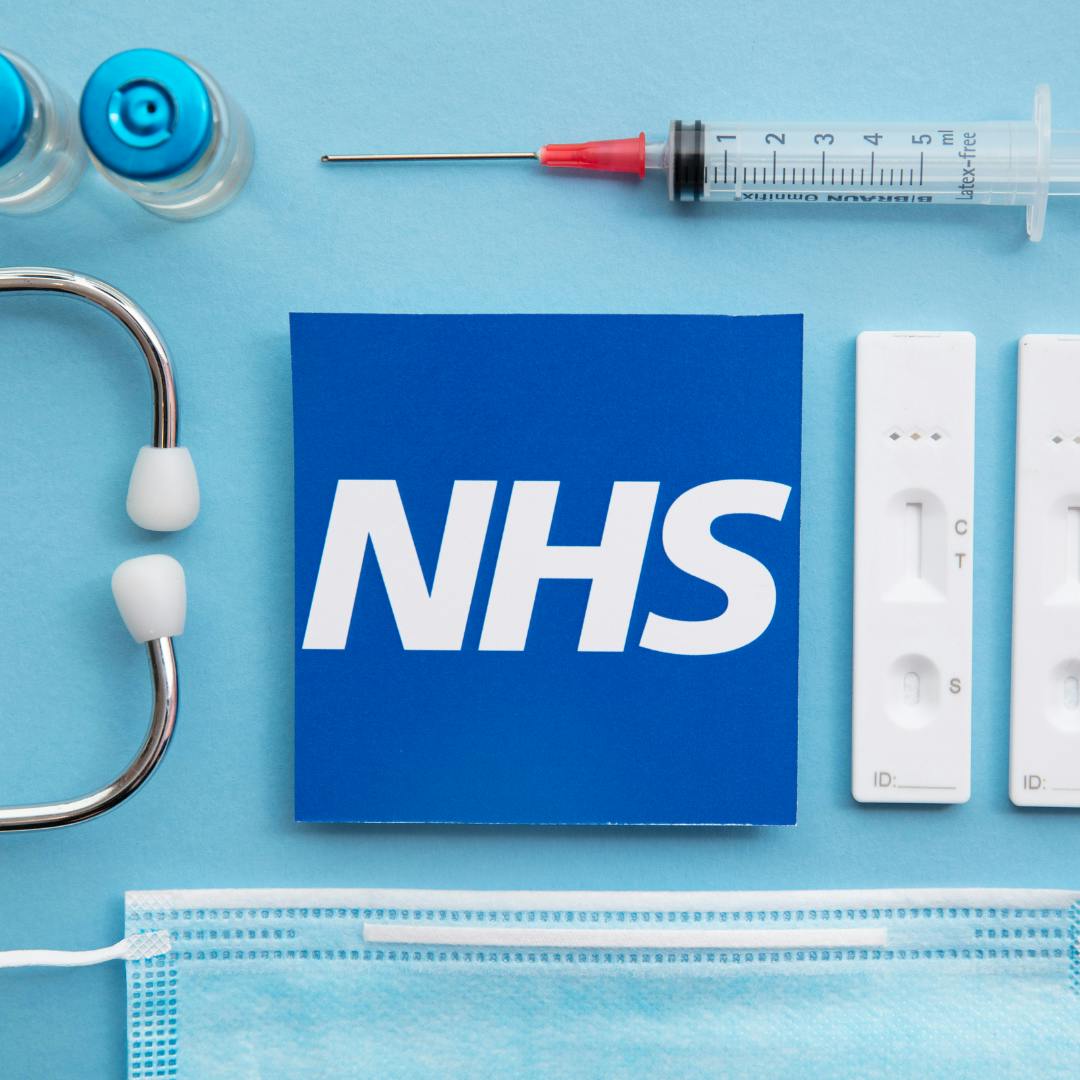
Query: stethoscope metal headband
[[0, 267, 182, 830]]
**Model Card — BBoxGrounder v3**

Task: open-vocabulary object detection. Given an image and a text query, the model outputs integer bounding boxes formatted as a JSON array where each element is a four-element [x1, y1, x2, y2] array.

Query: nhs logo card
[[292, 314, 802, 825]]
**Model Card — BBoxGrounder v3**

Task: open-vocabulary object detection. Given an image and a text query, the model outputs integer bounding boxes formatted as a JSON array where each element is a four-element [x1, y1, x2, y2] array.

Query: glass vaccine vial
[[0, 50, 86, 214], [80, 48, 253, 220]]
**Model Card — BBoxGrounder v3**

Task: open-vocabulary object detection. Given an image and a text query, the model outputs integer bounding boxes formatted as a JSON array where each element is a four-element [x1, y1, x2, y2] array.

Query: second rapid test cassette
[[1010, 335, 1080, 807]]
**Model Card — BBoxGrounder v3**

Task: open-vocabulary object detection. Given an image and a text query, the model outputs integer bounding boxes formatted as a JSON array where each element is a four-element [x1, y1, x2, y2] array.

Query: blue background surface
[[292, 314, 801, 826], [2, 0, 1079, 1074]]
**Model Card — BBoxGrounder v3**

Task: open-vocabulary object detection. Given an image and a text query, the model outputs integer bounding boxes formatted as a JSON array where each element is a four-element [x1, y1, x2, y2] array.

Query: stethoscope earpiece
[[127, 446, 199, 531], [112, 555, 186, 643]]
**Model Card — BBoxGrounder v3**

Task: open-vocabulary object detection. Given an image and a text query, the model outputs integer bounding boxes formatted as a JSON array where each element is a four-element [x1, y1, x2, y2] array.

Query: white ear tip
[[112, 555, 187, 642], [126, 446, 200, 531]]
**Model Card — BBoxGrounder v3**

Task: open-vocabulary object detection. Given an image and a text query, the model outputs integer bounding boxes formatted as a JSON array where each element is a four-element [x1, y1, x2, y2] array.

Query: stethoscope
[[0, 267, 198, 831]]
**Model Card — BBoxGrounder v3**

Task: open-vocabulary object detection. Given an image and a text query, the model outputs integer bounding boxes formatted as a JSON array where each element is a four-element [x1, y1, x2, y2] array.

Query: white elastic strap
[[0, 930, 170, 970], [363, 925, 888, 949]]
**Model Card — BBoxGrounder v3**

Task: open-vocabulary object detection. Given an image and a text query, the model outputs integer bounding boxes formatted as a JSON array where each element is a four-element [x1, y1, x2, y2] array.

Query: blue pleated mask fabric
[[125, 888, 1080, 1079]]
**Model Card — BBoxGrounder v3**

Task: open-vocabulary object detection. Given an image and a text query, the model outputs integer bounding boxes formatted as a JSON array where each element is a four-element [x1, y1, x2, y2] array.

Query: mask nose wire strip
[[0, 930, 171, 969], [0, 266, 181, 832], [362, 925, 889, 949]]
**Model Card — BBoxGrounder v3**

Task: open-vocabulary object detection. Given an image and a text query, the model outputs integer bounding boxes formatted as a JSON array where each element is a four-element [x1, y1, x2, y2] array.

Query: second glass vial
[[80, 48, 253, 220]]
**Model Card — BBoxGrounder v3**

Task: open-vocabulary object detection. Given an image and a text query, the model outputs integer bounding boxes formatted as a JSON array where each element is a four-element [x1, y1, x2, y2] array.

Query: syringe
[[323, 86, 1080, 241]]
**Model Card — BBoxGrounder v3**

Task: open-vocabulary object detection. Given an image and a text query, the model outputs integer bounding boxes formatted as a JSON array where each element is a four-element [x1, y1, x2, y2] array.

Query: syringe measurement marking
[[714, 143, 928, 192]]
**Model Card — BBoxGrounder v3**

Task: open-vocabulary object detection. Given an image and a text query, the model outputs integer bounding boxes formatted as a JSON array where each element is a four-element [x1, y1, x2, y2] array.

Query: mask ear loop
[[0, 266, 198, 831], [0, 929, 171, 969]]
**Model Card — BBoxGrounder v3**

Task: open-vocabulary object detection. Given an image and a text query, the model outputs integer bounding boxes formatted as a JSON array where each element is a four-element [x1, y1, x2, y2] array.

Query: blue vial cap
[[80, 49, 213, 181], [0, 53, 32, 168]]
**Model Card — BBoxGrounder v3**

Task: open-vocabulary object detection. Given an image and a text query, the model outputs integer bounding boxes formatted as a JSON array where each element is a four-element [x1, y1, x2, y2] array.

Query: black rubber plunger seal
[[672, 120, 705, 201]]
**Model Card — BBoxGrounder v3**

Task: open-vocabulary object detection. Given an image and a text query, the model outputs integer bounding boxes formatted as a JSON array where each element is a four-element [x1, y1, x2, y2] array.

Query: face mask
[[115, 887, 1079, 1079]]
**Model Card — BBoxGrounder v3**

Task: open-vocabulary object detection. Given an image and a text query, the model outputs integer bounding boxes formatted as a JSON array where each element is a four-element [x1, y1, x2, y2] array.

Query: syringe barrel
[[1050, 130, 1080, 195], [669, 119, 1045, 209]]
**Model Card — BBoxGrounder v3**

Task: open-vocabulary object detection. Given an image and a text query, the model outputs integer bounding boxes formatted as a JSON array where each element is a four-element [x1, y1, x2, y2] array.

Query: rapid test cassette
[[852, 332, 975, 804], [1010, 335, 1080, 807]]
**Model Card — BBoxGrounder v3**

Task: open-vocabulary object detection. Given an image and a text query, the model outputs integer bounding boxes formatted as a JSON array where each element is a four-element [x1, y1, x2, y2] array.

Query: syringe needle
[[321, 152, 538, 163], [320, 134, 649, 176]]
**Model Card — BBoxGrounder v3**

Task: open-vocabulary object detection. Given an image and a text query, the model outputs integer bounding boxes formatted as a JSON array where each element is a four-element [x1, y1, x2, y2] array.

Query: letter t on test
[[851, 332, 975, 804]]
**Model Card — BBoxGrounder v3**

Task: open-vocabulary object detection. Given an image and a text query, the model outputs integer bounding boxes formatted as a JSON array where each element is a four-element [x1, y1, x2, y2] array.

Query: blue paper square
[[292, 314, 802, 824]]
